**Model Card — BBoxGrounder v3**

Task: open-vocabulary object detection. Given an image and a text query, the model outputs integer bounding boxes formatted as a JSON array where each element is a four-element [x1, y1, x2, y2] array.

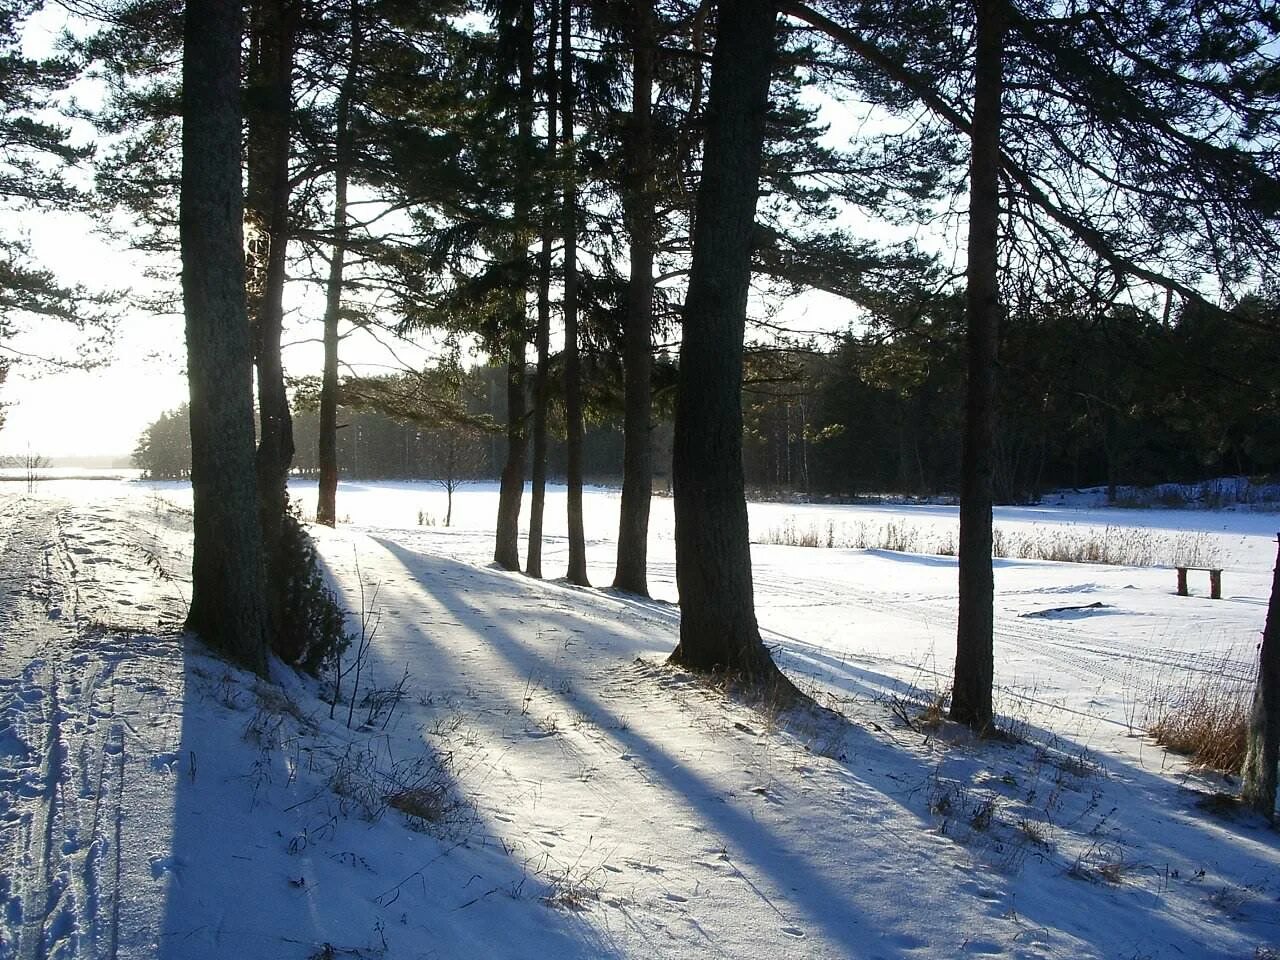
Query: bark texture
[[181, 0, 269, 674], [1242, 535, 1280, 820], [493, 0, 536, 572], [526, 0, 559, 579], [246, 0, 298, 656], [668, 0, 780, 680], [613, 0, 656, 597], [561, 0, 588, 586], [951, 0, 1004, 730], [317, 0, 361, 527]]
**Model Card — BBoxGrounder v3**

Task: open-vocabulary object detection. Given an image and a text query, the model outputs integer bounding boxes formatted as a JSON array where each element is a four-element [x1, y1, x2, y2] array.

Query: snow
[[1, 478, 1277, 959]]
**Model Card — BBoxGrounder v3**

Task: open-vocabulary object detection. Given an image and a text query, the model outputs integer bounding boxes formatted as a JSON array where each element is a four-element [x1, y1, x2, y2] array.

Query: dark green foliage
[[276, 502, 351, 673], [0, 0, 113, 386], [132, 403, 192, 479]]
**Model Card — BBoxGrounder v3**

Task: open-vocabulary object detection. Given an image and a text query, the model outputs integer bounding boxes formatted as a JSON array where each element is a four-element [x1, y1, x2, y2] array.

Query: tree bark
[[246, 0, 298, 656], [613, 0, 656, 597], [951, 0, 1005, 730], [526, 0, 559, 580], [668, 0, 783, 683], [181, 0, 269, 674], [1242, 535, 1280, 820], [561, 0, 588, 586], [493, 0, 536, 572], [317, 0, 361, 527]]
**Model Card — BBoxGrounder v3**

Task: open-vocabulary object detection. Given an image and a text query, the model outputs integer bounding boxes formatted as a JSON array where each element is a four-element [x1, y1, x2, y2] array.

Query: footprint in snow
[[149, 853, 183, 881], [962, 939, 1004, 956], [149, 751, 180, 774]]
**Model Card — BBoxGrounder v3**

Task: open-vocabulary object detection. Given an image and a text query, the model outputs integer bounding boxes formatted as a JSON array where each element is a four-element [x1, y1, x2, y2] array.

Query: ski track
[[0, 496, 181, 960]]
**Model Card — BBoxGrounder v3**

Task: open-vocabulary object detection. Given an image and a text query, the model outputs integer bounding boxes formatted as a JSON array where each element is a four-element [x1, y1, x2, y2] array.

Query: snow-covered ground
[[1, 478, 1277, 959]]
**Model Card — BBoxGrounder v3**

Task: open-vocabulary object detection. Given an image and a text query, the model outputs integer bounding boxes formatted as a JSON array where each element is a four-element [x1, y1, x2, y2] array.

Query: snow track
[[0, 497, 181, 960]]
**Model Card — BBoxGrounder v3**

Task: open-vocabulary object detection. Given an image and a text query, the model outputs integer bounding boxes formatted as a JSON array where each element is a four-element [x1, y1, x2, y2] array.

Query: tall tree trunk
[[317, 0, 361, 527], [951, 0, 1005, 730], [181, 0, 268, 674], [246, 0, 298, 656], [668, 0, 784, 684], [561, 0, 588, 586], [1242, 535, 1280, 820], [526, 0, 559, 579], [493, 0, 536, 571], [613, 0, 656, 596]]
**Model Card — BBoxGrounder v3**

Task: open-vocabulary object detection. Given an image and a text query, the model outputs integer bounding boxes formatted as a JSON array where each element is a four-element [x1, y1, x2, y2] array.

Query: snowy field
[[1, 476, 1277, 959]]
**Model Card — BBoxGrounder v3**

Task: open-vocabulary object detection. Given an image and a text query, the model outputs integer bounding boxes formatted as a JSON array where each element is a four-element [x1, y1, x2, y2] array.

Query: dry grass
[[385, 781, 453, 827], [757, 516, 1222, 569], [1148, 669, 1250, 774]]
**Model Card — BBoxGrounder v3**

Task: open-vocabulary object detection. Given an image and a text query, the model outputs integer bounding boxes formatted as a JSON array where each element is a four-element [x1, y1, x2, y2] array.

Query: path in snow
[[0, 496, 186, 960]]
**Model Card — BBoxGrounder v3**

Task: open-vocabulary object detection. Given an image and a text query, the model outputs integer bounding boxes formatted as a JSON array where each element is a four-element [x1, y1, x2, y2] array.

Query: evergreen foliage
[[276, 501, 352, 673]]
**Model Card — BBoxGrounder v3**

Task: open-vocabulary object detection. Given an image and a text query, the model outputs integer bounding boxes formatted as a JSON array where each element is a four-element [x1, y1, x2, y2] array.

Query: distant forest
[[135, 291, 1279, 503]]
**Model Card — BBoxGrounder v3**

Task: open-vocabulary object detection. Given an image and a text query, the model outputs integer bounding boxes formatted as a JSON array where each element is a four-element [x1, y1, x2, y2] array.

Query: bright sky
[[0, 208, 439, 459]]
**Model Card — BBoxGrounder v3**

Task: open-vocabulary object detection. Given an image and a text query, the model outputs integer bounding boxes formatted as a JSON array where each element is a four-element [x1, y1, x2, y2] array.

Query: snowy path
[[310, 523, 1280, 959], [0, 496, 185, 960]]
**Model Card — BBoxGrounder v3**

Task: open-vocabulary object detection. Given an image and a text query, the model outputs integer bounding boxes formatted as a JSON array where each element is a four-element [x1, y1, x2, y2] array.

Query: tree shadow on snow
[[158, 623, 622, 959], [358, 534, 1280, 960]]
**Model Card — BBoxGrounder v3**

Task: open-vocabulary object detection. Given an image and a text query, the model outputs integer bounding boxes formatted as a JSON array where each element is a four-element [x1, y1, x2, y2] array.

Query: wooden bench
[[1176, 566, 1222, 600]]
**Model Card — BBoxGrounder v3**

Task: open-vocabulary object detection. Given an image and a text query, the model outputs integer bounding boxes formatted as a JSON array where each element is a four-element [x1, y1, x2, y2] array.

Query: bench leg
[[1177, 568, 1188, 596], [1210, 569, 1221, 600]]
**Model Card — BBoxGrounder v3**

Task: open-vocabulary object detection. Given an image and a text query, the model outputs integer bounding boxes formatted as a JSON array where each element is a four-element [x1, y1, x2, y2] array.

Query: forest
[[9, 0, 1280, 814], [135, 291, 1280, 502], [2, 0, 1280, 955]]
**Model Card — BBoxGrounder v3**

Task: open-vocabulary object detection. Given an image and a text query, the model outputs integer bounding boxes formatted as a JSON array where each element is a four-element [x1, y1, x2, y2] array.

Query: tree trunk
[[668, 0, 783, 684], [561, 0, 588, 586], [246, 0, 298, 656], [181, 0, 268, 674], [951, 0, 1005, 730], [317, 0, 361, 527], [526, 0, 559, 580], [493, 0, 536, 572], [613, 0, 656, 597], [1242, 535, 1280, 820]]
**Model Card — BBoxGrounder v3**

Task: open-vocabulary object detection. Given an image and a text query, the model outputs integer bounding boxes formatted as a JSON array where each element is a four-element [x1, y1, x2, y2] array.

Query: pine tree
[[526, 0, 558, 579], [180, 0, 269, 674], [611, 0, 656, 596], [0, 1, 108, 388], [667, 0, 791, 689], [950, 0, 1004, 730]]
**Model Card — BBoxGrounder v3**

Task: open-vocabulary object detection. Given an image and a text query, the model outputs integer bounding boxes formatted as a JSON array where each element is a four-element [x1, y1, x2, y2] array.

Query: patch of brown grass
[[385, 782, 452, 827], [1148, 672, 1250, 774]]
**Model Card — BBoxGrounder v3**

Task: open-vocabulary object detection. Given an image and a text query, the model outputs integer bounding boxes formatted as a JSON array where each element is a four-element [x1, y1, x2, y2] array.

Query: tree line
[[138, 286, 1280, 507], [5, 0, 1279, 815]]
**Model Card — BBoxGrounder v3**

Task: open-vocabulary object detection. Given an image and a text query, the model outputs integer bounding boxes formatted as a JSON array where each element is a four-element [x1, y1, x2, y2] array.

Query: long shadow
[[160, 616, 620, 958], [366, 536, 1280, 958], [368, 537, 907, 953]]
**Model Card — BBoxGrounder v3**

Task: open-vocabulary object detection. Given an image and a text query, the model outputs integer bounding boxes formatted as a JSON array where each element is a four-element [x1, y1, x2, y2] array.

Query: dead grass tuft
[[1148, 671, 1250, 774], [385, 781, 453, 827]]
